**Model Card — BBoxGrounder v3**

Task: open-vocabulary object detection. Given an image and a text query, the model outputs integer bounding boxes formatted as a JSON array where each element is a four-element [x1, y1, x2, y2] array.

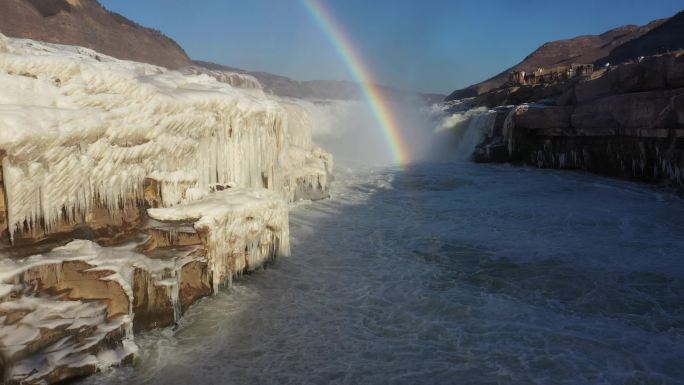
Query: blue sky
[[100, 0, 682, 94]]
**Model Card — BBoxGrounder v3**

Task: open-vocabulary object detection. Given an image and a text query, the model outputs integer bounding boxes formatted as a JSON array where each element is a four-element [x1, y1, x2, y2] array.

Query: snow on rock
[[0, 238, 211, 383], [0, 296, 136, 385], [181, 65, 263, 90], [0, 34, 8, 53], [0, 34, 332, 241], [0, 239, 174, 302], [147, 188, 289, 292]]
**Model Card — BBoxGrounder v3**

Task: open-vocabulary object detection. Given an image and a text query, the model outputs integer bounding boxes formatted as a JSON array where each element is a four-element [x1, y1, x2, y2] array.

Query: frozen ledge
[[0, 187, 290, 384], [147, 187, 290, 292]]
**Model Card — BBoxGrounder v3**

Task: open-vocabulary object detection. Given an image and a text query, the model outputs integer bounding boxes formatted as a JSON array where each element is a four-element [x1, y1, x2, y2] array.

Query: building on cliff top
[[508, 64, 594, 86]]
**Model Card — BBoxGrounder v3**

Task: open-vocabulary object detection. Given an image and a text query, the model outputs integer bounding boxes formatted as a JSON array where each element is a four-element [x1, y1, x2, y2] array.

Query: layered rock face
[[0, 34, 332, 384], [472, 51, 684, 189]]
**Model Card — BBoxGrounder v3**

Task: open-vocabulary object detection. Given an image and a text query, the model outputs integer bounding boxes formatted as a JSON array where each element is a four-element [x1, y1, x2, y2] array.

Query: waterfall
[[502, 106, 520, 156], [437, 107, 497, 161]]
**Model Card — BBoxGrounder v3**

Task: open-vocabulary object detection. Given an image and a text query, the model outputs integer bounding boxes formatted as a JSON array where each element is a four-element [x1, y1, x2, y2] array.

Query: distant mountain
[[446, 17, 670, 101], [596, 10, 684, 66], [0, 0, 443, 100], [195, 60, 445, 102], [198, 60, 366, 99], [0, 0, 191, 69]]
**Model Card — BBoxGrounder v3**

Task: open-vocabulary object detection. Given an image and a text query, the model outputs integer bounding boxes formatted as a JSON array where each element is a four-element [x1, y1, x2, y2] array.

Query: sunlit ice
[[1, 1, 683, 384]]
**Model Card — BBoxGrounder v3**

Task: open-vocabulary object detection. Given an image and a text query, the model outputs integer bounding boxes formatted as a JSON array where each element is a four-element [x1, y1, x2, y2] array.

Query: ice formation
[[280, 100, 334, 201], [148, 188, 289, 292], [0, 296, 137, 384], [0, 34, 331, 240], [181, 65, 263, 90], [0, 240, 166, 383], [0, 33, 333, 384]]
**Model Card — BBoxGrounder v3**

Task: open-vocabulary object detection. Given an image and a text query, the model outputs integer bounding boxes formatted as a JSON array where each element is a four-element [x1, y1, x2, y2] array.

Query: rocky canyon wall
[[468, 51, 684, 190]]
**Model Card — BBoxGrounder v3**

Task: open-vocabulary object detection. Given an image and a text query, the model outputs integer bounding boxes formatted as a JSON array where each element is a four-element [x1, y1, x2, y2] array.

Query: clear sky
[[99, 0, 682, 94]]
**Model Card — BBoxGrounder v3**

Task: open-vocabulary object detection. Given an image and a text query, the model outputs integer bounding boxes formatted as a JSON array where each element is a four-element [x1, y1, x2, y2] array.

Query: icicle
[[147, 188, 290, 295], [0, 34, 332, 238]]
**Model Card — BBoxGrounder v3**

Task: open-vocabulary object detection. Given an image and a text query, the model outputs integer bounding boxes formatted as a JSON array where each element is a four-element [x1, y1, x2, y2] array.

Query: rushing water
[[86, 162, 684, 385]]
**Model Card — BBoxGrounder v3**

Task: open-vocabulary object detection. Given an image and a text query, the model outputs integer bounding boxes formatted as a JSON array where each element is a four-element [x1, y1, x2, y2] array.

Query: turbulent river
[[85, 162, 684, 385]]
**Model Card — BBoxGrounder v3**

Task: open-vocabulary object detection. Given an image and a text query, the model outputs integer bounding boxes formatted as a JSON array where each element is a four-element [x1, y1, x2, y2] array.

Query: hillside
[[195, 60, 445, 102], [597, 10, 684, 65], [446, 18, 667, 100], [197, 60, 365, 99], [0, 0, 442, 101], [0, 0, 191, 69]]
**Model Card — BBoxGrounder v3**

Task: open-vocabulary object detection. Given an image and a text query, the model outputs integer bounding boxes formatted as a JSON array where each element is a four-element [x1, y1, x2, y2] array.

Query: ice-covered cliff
[[0, 34, 332, 384]]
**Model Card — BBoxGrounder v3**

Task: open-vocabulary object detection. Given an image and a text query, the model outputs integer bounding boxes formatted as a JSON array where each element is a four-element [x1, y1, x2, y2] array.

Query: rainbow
[[300, 0, 410, 165]]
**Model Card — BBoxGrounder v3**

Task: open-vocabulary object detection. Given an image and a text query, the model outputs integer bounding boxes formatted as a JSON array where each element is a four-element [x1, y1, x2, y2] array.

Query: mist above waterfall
[[300, 99, 391, 167], [299, 96, 496, 167]]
